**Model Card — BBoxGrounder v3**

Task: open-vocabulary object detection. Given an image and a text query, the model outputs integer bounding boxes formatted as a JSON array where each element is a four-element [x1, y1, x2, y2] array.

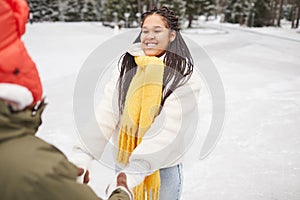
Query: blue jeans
[[115, 163, 183, 200], [159, 164, 183, 200]]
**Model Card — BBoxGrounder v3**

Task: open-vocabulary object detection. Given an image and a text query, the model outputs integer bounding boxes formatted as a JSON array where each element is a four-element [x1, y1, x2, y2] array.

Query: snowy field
[[23, 22, 300, 199]]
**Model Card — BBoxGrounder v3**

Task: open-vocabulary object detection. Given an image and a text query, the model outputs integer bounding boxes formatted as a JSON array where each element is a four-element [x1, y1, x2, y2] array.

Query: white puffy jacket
[[72, 43, 201, 189]]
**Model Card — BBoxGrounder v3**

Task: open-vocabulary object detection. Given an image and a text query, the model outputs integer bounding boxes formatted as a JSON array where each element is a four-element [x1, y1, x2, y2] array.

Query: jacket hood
[[0, 99, 46, 142], [0, 0, 43, 103]]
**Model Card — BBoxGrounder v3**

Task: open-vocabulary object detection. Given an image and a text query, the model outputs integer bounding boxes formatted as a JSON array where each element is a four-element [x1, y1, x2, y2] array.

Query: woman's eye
[[142, 30, 149, 34], [154, 30, 161, 33]]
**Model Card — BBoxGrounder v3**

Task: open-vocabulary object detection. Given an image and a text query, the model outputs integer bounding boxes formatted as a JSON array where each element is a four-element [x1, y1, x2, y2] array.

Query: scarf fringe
[[133, 170, 160, 200], [117, 129, 140, 165]]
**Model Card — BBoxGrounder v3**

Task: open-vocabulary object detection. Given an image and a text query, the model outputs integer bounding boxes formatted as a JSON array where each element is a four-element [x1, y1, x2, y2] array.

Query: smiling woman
[[72, 7, 201, 200]]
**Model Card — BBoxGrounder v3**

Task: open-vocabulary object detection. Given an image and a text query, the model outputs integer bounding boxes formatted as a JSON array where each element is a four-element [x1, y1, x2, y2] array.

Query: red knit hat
[[0, 0, 43, 109]]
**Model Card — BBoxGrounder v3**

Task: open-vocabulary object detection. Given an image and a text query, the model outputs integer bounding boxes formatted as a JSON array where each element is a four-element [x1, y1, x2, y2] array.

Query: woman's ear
[[169, 30, 176, 42]]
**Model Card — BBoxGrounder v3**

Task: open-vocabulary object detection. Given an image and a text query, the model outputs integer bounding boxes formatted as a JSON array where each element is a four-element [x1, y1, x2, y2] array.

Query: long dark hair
[[117, 7, 194, 115]]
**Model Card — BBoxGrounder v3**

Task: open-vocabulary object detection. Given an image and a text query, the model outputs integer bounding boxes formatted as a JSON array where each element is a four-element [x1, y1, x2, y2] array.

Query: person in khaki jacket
[[0, 99, 131, 200], [0, 0, 132, 199]]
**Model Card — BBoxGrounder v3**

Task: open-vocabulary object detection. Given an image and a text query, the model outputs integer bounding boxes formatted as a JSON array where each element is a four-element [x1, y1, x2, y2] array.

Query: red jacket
[[0, 0, 42, 103]]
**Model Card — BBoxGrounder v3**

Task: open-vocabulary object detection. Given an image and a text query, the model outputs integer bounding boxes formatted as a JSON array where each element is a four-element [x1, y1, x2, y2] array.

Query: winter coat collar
[[127, 43, 145, 56], [0, 99, 46, 142]]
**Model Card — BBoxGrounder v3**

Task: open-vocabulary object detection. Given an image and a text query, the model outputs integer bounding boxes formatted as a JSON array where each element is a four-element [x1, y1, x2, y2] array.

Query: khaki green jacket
[[0, 100, 129, 200]]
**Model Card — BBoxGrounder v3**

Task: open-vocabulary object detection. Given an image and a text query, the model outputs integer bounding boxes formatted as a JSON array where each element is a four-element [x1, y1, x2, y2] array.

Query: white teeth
[[146, 43, 157, 47]]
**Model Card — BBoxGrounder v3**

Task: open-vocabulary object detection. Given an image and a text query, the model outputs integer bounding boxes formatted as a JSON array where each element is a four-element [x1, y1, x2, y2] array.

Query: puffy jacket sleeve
[[6, 0, 29, 37], [71, 65, 120, 169]]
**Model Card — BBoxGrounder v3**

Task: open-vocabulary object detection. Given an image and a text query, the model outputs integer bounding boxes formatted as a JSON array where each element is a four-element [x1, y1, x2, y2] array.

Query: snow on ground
[[191, 16, 300, 42], [23, 22, 300, 199]]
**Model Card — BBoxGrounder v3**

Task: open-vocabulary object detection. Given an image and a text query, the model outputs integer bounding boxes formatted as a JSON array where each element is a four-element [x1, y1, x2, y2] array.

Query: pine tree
[[94, 0, 102, 21], [82, 1, 98, 21], [158, 0, 186, 22], [270, 0, 277, 25], [27, 0, 42, 21], [126, 0, 139, 26], [46, 0, 60, 21], [253, 0, 272, 27], [64, 0, 81, 22], [158, 0, 185, 15], [225, 0, 250, 25], [103, 0, 138, 27], [199, 0, 216, 20], [77, 0, 85, 20], [185, 0, 202, 28], [28, 0, 102, 22], [276, 0, 284, 26], [27, 0, 60, 22], [295, 0, 300, 28]]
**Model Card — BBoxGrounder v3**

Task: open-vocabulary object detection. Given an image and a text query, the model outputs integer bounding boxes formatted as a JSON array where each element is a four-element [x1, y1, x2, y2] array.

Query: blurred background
[[26, 0, 300, 29]]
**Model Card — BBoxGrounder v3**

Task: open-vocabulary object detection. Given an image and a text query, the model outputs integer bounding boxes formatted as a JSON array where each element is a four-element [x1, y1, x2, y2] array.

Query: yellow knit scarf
[[117, 56, 165, 200]]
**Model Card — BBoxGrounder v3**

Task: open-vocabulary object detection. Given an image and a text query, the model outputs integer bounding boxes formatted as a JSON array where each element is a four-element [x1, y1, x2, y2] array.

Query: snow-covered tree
[[199, 0, 216, 20], [225, 0, 250, 25], [103, 0, 138, 26], [224, 0, 273, 27], [27, 0, 42, 21], [27, 0, 60, 22], [215, 0, 226, 17], [185, 0, 202, 28], [27, 0, 101, 22], [291, 0, 300, 28], [64, 0, 81, 21], [94, 0, 103, 21], [252, 0, 272, 27], [103, 0, 126, 22], [158, 0, 186, 22], [46, 0, 60, 21], [82, 1, 98, 21]]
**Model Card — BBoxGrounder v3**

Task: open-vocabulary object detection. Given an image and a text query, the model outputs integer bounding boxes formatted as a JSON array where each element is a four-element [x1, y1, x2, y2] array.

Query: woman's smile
[[145, 42, 158, 48]]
